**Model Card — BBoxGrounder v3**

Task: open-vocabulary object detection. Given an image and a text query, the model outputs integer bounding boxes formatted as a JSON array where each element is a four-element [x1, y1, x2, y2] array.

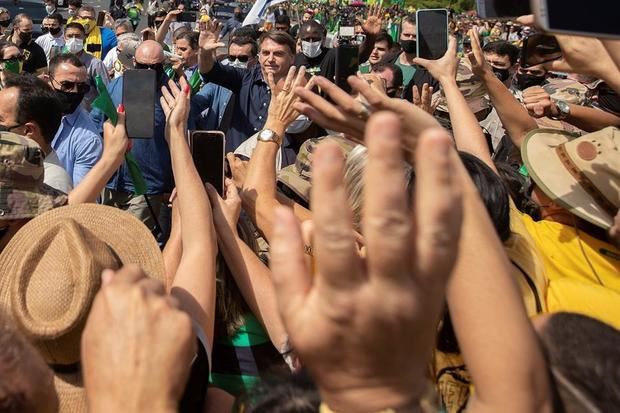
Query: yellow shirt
[[519, 212, 620, 328]]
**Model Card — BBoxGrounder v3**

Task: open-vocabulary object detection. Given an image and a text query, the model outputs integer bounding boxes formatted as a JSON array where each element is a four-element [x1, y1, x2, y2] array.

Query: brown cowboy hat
[[522, 126, 620, 229], [0, 204, 164, 412]]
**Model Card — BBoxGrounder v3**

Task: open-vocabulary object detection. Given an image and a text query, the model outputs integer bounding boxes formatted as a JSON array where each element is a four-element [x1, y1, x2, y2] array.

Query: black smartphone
[[520, 34, 562, 68], [177, 11, 197, 23], [189, 130, 226, 195], [335, 45, 359, 94], [476, 0, 531, 19], [96, 11, 106, 26], [416, 9, 449, 60], [122, 69, 156, 139], [532, 0, 620, 39]]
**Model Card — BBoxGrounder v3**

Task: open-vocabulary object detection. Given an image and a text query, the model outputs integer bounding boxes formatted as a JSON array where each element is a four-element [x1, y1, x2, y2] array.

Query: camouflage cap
[[543, 78, 591, 105], [435, 57, 491, 115], [277, 135, 356, 203], [0, 132, 68, 220]]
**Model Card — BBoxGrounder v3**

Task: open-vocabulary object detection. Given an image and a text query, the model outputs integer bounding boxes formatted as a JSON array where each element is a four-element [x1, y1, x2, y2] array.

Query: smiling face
[[369, 40, 389, 65]]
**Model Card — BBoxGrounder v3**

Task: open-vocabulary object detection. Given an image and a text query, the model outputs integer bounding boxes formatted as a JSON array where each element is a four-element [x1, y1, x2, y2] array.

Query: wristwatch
[[551, 100, 570, 120], [258, 128, 281, 145]]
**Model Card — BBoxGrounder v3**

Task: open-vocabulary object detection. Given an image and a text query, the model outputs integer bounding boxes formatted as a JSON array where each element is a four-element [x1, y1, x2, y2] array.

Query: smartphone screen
[[122, 69, 156, 139], [476, 0, 531, 18], [190, 131, 225, 195], [177, 11, 197, 23], [537, 0, 619, 39], [416, 9, 448, 60], [96, 11, 106, 26], [335, 45, 359, 94], [520, 34, 562, 68]]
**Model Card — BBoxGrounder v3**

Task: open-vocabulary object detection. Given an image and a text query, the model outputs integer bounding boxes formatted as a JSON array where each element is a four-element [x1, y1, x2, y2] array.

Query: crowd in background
[[0, 0, 619, 412]]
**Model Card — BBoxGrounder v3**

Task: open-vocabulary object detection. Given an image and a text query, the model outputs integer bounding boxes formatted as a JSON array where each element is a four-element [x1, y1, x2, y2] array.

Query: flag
[[188, 69, 203, 95], [91, 75, 148, 196], [242, 0, 287, 26]]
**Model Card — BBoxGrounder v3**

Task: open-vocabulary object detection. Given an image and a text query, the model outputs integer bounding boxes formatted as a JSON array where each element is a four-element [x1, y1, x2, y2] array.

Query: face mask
[[301, 40, 322, 58], [45, 5, 56, 14], [227, 58, 248, 69], [491, 67, 511, 82], [234, 12, 242, 19], [68, 9, 76, 16], [1, 59, 23, 74], [0, 20, 9, 28], [49, 27, 61, 36], [65, 37, 84, 54], [286, 115, 312, 134], [55, 90, 85, 114], [18, 31, 32, 44], [515, 73, 545, 91], [400, 40, 416, 54]]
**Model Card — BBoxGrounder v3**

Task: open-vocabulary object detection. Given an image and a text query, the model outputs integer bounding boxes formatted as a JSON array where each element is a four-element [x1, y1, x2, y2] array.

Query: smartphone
[[189, 131, 226, 195], [335, 45, 359, 94], [96, 10, 106, 27], [476, 0, 531, 19], [532, 0, 620, 39], [520, 34, 562, 68], [177, 11, 197, 23], [122, 69, 156, 139], [416, 9, 449, 60]]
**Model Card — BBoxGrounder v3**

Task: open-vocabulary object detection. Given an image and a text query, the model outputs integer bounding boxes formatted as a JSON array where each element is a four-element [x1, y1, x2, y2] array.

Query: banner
[[242, 0, 287, 26]]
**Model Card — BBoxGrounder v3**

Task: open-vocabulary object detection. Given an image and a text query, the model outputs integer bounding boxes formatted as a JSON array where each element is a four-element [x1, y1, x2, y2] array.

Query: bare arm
[[162, 198, 182, 292], [155, 10, 180, 45], [68, 107, 128, 205]]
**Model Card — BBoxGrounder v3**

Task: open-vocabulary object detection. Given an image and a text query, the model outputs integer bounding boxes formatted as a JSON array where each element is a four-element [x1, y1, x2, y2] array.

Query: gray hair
[[117, 32, 140, 49], [0, 7, 9, 15], [113, 18, 133, 33]]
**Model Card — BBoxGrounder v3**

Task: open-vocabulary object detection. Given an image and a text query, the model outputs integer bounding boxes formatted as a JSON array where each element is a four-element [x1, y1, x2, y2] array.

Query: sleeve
[[200, 61, 245, 94], [71, 128, 104, 186], [93, 58, 110, 85], [319, 48, 337, 82], [101, 28, 118, 60]]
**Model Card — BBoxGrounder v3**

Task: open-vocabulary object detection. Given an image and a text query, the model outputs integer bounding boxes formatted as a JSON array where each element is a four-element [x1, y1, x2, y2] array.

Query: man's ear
[[39, 73, 51, 83]]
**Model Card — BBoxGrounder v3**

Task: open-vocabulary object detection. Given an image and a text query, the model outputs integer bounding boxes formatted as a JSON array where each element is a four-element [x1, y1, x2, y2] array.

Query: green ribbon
[[188, 69, 203, 95], [518, 164, 530, 177], [90, 74, 148, 196]]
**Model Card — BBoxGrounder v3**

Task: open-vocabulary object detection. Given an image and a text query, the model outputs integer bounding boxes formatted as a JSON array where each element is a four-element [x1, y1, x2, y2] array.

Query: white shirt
[[35, 32, 65, 63], [103, 47, 120, 78], [44, 150, 73, 194], [234, 132, 284, 171]]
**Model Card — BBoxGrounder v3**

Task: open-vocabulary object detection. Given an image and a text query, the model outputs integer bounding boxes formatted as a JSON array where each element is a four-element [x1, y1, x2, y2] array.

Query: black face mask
[[234, 12, 242, 19], [0, 20, 9, 28], [135, 62, 165, 84], [515, 73, 546, 91], [56, 90, 86, 115], [18, 31, 32, 44], [492, 67, 511, 82], [401, 40, 416, 54], [49, 27, 61, 36]]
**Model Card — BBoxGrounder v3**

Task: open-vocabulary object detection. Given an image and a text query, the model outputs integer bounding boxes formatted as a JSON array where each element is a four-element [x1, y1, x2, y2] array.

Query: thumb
[[116, 103, 126, 126], [412, 57, 430, 68]]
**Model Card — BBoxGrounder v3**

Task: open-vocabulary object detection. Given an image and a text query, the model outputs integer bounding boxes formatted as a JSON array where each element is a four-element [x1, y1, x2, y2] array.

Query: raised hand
[[522, 86, 558, 118], [198, 18, 224, 53], [269, 113, 462, 413], [362, 4, 383, 36], [101, 104, 129, 164], [266, 66, 311, 133], [413, 36, 458, 83], [412, 83, 436, 115], [205, 178, 242, 236], [466, 29, 491, 78], [160, 76, 191, 134]]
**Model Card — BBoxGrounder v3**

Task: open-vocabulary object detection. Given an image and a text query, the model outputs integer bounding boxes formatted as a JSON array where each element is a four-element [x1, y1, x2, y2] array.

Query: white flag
[[242, 0, 287, 26]]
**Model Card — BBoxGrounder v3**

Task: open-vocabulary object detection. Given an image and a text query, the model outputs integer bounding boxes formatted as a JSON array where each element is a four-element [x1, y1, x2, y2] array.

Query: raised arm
[[468, 29, 538, 149], [198, 19, 225, 77], [161, 76, 218, 351], [357, 5, 383, 63], [155, 9, 181, 45], [414, 36, 495, 171], [68, 106, 128, 205]]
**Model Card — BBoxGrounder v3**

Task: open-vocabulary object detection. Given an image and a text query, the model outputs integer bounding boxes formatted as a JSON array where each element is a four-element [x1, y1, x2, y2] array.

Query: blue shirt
[[52, 106, 103, 186], [200, 62, 271, 151], [191, 82, 233, 142], [219, 17, 242, 39], [90, 75, 174, 195], [100, 27, 118, 60]]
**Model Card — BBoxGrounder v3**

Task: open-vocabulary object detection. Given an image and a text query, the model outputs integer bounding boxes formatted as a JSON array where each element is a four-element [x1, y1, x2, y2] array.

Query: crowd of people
[[0, 0, 619, 412]]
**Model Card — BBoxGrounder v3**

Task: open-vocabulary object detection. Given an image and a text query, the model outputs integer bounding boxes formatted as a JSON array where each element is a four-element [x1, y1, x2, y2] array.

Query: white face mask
[[286, 115, 311, 134], [65, 37, 84, 54], [45, 5, 55, 14], [222, 58, 248, 69], [301, 40, 322, 58]]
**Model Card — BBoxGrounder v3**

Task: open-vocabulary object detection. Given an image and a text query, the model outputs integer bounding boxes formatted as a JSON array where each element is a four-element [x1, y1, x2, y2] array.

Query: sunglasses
[[1, 56, 24, 63], [51, 76, 91, 93], [228, 55, 250, 63], [135, 62, 164, 71]]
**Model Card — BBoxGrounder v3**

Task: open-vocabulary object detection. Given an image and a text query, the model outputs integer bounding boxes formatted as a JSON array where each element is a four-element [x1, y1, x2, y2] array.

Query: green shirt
[[396, 59, 417, 86], [359, 62, 371, 74]]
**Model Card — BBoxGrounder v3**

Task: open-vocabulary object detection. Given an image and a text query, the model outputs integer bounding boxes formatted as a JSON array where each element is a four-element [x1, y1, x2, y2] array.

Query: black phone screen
[[96, 11, 106, 26], [545, 0, 619, 38], [123, 69, 156, 139], [335, 45, 359, 94], [476, 0, 531, 18], [416, 9, 448, 60], [177, 11, 197, 23], [190, 131, 225, 195]]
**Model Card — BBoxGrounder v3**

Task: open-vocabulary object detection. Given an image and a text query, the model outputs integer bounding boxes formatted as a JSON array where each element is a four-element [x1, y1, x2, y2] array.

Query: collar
[[63, 107, 82, 127], [252, 65, 268, 85]]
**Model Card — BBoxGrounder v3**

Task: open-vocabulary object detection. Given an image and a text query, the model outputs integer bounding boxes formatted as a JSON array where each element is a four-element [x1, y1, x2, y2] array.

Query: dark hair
[[48, 53, 85, 76], [495, 161, 541, 221], [299, 19, 325, 37], [239, 370, 320, 413], [372, 61, 403, 88], [3, 75, 62, 144], [45, 12, 64, 25], [229, 35, 258, 56], [174, 29, 198, 49], [275, 14, 290, 26], [258, 31, 295, 55], [540, 313, 620, 413], [0, 39, 18, 59], [483, 40, 520, 65], [459, 152, 510, 242], [374, 31, 394, 51], [401, 14, 416, 29], [67, 0, 82, 7], [154, 9, 167, 18], [64, 21, 86, 35], [232, 25, 260, 41], [12, 13, 31, 27]]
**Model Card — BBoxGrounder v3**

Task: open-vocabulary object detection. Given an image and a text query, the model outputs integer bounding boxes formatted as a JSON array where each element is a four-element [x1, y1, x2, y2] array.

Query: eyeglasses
[[227, 55, 250, 63], [135, 62, 164, 71], [50, 76, 91, 93], [1, 55, 24, 63]]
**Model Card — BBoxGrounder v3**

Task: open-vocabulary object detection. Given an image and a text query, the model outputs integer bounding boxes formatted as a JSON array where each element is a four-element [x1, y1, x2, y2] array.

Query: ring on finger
[[356, 102, 371, 121]]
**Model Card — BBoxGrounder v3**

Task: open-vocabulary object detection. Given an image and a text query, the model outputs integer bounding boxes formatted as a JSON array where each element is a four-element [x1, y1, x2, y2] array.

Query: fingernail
[[118, 103, 125, 113], [184, 84, 190, 94]]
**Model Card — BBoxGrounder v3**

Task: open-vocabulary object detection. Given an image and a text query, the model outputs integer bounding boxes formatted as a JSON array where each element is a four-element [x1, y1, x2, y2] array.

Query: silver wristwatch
[[258, 128, 281, 145], [551, 100, 570, 120]]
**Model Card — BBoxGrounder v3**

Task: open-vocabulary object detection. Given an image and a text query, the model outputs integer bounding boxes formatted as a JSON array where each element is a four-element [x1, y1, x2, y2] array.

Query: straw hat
[[522, 127, 620, 229], [0, 204, 165, 412]]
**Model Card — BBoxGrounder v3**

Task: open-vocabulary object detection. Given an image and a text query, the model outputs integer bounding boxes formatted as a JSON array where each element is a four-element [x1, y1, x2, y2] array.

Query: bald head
[[135, 40, 165, 65]]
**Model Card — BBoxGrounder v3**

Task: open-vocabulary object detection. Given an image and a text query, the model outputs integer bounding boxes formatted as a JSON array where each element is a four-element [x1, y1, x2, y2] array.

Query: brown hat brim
[[522, 128, 614, 229], [277, 165, 311, 204]]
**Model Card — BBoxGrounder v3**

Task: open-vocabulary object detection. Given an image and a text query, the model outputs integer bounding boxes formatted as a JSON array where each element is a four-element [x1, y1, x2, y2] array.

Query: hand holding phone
[[122, 69, 156, 139], [416, 9, 449, 60], [189, 131, 226, 195], [520, 34, 562, 68]]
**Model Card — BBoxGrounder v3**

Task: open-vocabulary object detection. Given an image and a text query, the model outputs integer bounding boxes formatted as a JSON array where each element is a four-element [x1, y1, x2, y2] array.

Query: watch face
[[259, 129, 275, 141]]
